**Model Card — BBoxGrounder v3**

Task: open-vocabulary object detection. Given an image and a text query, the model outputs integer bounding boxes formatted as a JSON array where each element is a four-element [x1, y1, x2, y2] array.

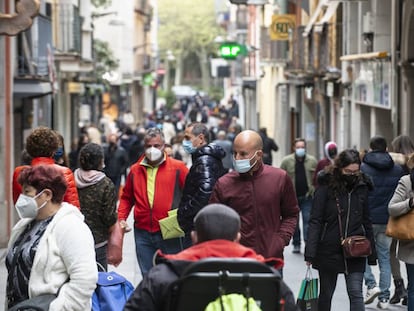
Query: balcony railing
[[56, 4, 81, 53], [16, 14, 52, 77], [134, 53, 152, 74], [260, 26, 289, 62]]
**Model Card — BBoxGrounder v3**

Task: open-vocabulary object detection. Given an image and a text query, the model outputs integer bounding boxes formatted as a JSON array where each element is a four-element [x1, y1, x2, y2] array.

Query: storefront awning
[[13, 79, 52, 98], [303, 0, 340, 36], [340, 51, 389, 61]]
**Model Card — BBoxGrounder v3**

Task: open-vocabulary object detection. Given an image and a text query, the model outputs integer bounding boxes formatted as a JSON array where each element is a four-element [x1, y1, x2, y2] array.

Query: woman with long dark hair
[[305, 149, 377, 310]]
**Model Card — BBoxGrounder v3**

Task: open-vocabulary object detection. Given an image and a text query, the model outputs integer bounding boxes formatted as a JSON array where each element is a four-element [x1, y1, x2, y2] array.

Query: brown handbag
[[336, 198, 372, 258], [386, 209, 414, 240]]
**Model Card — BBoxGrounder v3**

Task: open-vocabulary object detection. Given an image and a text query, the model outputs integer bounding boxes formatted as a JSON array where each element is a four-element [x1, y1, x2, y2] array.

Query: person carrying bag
[[297, 267, 319, 311]]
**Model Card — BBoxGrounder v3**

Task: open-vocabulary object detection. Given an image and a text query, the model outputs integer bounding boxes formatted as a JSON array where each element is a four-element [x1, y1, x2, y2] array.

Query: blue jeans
[[134, 228, 184, 276], [364, 224, 391, 300], [319, 270, 364, 311], [292, 196, 312, 246], [406, 263, 414, 311]]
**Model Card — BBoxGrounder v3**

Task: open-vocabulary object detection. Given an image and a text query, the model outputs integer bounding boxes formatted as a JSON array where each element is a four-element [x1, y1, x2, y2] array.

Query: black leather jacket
[[178, 143, 226, 233]]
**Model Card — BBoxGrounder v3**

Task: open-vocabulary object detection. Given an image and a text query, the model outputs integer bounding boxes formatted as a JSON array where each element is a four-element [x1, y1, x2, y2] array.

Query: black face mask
[[343, 174, 358, 187]]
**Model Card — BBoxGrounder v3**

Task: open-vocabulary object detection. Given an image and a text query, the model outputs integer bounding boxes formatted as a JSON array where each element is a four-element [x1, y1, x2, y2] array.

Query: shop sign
[[269, 14, 296, 41]]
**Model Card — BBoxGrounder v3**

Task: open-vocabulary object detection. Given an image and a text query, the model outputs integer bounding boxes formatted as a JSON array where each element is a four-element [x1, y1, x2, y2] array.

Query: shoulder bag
[[336, 197, 371, 258]]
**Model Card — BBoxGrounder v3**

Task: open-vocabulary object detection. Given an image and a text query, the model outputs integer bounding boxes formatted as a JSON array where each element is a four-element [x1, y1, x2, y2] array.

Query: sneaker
[[377, 298, 389, 309], [364, 286, 381, 304], [292, 245, 301, 254]]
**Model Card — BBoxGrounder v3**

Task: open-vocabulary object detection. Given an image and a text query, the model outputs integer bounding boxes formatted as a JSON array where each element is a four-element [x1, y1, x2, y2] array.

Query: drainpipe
[[5, 0, 13, 239], [390, 0, 399, 136]]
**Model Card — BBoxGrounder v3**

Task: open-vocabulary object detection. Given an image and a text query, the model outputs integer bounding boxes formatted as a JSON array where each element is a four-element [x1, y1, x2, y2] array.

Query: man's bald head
[[234, 130, 263, 150]]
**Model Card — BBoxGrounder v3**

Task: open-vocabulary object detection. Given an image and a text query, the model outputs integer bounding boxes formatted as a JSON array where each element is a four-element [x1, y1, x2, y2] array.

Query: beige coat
[[388, 174, 414, 264]]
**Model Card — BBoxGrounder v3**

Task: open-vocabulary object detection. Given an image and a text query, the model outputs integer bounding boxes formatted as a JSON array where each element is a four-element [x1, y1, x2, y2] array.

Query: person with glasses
[[209, 130, 299, 264], [360, 136, 404, 309], [305, 149, 377, 311]]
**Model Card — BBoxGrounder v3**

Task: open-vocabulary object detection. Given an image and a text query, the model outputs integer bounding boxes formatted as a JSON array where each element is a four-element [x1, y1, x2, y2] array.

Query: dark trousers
[[318, 270, 364, 311]]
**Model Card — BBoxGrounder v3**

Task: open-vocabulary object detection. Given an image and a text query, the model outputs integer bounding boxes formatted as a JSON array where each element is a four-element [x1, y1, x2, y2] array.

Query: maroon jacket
[[209, 163, 299, 259]]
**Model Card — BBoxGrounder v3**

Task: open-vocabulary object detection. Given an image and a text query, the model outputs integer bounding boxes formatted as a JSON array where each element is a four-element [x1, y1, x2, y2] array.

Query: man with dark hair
[[362, 135, 404, 309], [258, 127, 279, 165], [280, 138, 317, 254], [124, 204, 298, 311], [178, 122, 226, 248]]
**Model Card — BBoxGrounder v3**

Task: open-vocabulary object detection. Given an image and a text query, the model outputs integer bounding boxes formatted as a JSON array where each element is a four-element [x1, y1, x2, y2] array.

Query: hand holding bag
[[336, 198, 371, 258], [386, 198, 414, 240], [296, 267, 318, 311], [107, 221, 124, 267]]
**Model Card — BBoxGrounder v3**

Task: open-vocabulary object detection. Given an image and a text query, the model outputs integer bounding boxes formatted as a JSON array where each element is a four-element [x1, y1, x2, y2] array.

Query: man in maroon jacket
[[209, 130, 299, 260]]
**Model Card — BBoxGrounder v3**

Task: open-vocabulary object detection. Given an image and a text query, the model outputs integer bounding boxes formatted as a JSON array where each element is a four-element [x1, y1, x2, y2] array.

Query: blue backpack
[[92, 271, 135, 311]]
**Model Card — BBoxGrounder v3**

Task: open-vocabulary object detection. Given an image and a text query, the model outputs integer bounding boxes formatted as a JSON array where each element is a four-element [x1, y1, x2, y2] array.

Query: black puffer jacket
[[305, 172, 377, 273], [178, 144, 226, 233]]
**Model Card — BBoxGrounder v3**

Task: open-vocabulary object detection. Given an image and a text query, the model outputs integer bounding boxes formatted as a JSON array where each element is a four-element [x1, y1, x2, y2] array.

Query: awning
[[340, 51, 389, 61], [14, 79, 52, 98], [303, 0, 340, 36]]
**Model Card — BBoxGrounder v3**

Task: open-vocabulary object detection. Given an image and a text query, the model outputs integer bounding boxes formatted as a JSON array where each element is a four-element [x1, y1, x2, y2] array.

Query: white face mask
[[15, 190, 47, 219], [145, 147, 163, 162]]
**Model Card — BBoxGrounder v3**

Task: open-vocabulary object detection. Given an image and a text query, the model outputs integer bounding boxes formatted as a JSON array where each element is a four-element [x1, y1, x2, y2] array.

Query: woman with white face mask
[[6, 165, 97, 311]]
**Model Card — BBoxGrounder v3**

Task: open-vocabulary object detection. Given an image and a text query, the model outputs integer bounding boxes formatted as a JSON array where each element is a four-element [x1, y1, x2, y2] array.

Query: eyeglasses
[[342, 168, 360, 175]]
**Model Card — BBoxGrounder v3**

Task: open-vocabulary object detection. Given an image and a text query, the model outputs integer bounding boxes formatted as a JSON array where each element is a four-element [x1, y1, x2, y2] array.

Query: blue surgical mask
[[295, 148, 306, 158], [233, 151, 258, 173], [182, 139, 197, 154], [54, 147, 64, 161]]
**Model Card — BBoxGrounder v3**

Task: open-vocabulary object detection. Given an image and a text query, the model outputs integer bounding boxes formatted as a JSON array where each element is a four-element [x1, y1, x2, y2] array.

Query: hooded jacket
[[178, 144, 226, 233], [361, 151, 404, 224], [13, 157, 80, 208], [74, 169, 118, 244], [123, 239, 297, 311], [7, 203, 97, 311]]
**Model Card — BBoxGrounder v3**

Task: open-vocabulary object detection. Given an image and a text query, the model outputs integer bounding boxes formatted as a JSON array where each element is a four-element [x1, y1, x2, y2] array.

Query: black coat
[[305, 173, 377, 273], [177, 143, 226, 233], [123, 254, 298, 311]]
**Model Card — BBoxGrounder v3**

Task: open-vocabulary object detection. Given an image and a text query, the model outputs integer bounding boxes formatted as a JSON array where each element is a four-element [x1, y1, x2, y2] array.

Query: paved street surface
[[0, 215, 409, 310]]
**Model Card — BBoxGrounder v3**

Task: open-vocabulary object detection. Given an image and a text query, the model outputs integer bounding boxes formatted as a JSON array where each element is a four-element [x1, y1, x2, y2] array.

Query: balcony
[[55, 4, 82, 54], [260, 26, 288, 63], [16, 14, 52, 77], [134, 53, 152, 76]]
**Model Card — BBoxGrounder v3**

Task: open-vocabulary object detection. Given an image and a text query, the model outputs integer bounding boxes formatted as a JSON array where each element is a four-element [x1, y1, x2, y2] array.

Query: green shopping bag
[[296, 267, 318, 311]]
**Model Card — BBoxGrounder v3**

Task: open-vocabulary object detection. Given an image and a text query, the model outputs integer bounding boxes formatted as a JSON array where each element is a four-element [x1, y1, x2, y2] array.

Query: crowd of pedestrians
[[6, 92, 414, 311]]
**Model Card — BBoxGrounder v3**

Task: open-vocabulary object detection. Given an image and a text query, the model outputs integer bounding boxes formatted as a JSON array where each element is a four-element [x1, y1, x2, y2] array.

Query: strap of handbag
[[335, 197, 350, 274]]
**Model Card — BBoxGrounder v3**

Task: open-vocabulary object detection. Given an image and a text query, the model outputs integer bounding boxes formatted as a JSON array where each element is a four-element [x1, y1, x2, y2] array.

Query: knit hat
[[324, 141, 338, 161]]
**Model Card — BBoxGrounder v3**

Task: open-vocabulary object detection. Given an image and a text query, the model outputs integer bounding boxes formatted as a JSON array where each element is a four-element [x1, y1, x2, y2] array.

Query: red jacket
[[209, 163, 299, 259], [118, 155, 189, 232], [13, 157, 80, 208], [161, 239, 284, 270]]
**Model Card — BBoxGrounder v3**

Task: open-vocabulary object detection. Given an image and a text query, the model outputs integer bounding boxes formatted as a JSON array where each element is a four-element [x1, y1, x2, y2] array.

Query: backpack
[[92, 271, 135, 311], [204, 293, 263, 311]]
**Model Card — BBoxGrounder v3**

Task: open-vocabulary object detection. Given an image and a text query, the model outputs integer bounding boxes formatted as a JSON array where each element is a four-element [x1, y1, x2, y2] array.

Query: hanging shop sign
[[269, 14, 296, 41]]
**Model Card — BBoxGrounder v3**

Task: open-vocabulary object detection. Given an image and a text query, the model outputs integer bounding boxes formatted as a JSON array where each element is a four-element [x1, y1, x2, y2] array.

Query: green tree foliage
[[158, 0, 223, 91], [93, 39, 119, 85], [91, 0, 112, 8]]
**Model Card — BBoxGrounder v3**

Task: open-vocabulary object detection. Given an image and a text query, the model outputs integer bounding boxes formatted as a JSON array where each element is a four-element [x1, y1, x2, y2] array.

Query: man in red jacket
[[209, 130, 299, 260], [118, 128, 189, 276], [124, 203, 298, 311]]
